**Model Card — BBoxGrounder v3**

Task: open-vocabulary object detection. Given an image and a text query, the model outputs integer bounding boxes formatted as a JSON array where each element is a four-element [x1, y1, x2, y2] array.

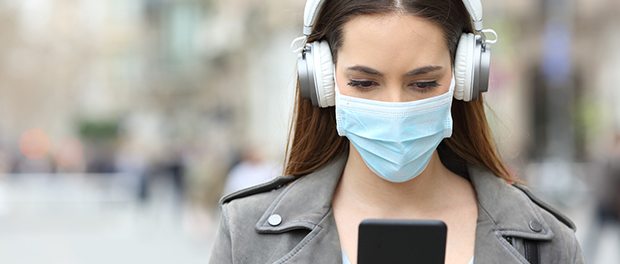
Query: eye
[[408, 81, 439, 93], [347, 80, 379, 91]]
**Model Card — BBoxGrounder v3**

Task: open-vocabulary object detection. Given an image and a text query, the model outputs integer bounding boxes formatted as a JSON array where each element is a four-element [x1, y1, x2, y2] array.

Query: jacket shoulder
[[511, 183, 576, 231], [219, 175, 297, 206], [511, 183, 585, 263]]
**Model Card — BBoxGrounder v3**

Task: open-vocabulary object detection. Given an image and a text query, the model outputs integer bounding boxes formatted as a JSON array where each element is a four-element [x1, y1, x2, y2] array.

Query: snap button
[[529, 220, 543, 232], [268, 214, 282, 226]]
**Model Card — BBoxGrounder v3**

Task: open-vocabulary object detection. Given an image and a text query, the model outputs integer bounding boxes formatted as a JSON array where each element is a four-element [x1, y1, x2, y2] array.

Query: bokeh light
[[53, 136, 84, 167], [19, 129, 50, 159]]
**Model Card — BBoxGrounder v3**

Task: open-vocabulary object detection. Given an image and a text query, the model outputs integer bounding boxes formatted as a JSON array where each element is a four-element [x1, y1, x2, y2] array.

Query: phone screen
[[357, 219, 447, 264]]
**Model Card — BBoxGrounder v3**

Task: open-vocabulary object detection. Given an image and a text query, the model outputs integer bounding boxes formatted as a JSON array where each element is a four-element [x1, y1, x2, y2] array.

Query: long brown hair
[[284, 0, 514, 182]]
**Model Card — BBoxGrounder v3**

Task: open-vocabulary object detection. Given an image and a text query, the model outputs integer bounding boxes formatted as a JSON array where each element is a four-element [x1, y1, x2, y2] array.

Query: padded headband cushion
[[303, 0, 483, 32], [303, 0, 327, 35], [462, 0, 483, 23]]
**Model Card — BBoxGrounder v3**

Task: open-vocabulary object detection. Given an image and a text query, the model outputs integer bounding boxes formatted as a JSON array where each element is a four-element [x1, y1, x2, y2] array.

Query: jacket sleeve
[[209, 204, 233, 264]]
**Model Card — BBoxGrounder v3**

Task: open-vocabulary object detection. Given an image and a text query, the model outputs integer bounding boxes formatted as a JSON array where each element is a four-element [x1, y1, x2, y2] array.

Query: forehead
[[338, 13, 449, 69]]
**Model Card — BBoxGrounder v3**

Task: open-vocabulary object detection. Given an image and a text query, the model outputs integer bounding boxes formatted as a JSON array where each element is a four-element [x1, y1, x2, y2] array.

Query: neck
[[334, 143, 454, 218]]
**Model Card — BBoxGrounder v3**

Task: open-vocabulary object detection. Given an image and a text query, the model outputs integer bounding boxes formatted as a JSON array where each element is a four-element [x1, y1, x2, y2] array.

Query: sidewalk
[[1, 169, 619, 263], [0, 173, 217, 264]]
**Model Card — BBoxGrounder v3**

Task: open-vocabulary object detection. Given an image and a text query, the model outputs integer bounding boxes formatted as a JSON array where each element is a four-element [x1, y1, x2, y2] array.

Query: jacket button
[[268, 214, 282, 226], [529, 220, 543, 232]]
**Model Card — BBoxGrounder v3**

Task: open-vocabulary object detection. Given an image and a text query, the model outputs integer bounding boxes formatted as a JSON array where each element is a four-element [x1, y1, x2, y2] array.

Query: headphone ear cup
[[297, 42, 317, 106], [314, 41, 335, 107], [297, 40, 334, 108], [454, 33, 475, 101]]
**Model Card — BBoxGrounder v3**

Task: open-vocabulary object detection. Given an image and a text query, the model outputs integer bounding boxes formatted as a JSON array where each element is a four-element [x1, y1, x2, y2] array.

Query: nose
[[383, 86, 410, 103]]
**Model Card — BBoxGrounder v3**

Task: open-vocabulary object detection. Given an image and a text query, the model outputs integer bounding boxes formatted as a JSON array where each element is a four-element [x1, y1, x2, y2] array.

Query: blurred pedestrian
[[221, 147, 279, 196], [598, 131, 620, 223]]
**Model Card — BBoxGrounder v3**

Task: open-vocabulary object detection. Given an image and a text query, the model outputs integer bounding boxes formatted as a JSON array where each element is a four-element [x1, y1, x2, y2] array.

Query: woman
[[209, 0, 585, 263]]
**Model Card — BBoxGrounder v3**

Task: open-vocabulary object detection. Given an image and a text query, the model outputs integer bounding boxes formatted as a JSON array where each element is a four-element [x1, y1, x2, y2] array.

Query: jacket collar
[[255, 153, 554, 263]]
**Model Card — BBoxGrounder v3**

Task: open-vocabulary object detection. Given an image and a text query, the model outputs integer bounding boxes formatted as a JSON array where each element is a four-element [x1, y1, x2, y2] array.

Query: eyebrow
[[346, 65, 443, 77], [347, 65, 383, 76], [405, 65, 443, 76]]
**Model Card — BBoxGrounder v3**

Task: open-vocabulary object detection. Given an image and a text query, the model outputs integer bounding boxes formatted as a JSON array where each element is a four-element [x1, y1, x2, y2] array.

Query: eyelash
[[347, 80, 440, 93], [347, 80, 377, 89], [408, 81, 440, 92]]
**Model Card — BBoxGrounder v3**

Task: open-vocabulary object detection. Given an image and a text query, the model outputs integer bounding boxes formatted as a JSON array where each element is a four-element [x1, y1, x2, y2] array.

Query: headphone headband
[[303, 0, 327, 35], [462, 0, 483, 31], [302, 0, 485, 35], [295, 0, 497, 106]]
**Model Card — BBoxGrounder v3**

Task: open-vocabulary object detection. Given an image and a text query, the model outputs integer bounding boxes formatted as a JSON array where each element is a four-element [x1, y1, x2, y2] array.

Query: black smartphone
[[357, 219, 447, 264]]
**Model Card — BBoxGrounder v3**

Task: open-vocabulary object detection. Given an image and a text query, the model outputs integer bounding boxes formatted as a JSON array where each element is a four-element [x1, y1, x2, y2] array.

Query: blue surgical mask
[[335, 73, 455, 182]]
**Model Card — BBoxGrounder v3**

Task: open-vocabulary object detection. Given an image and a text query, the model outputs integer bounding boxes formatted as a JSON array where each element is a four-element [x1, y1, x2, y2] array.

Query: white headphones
[[292, 0, 498, 108]]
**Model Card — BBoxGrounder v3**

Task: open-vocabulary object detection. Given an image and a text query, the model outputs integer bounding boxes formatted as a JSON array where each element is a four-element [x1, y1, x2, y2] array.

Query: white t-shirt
[[341, 248, 474, 264]]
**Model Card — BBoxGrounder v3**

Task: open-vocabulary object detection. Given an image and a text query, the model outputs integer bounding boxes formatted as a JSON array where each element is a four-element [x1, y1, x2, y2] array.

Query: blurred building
[[0, 0, 617, 218], [0, 0, 302, 206]]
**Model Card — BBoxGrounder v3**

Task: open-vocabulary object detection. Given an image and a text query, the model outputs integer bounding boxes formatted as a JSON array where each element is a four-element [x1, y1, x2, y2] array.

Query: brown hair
[[284, 0, 514, 182]]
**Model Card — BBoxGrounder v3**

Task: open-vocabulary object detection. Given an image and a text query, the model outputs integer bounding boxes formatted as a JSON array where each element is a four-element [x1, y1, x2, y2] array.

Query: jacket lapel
[[474, 208, 522, 263], [274, 209, 342, 264], [255, 155, 347, 263]]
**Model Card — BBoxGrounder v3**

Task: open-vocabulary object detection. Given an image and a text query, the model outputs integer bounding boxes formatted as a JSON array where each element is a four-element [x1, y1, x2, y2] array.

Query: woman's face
[[335, 13, 452, 102]]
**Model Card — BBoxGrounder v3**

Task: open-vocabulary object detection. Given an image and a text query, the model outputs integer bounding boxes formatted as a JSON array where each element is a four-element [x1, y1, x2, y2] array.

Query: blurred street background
[[0, 0, 618, 263]]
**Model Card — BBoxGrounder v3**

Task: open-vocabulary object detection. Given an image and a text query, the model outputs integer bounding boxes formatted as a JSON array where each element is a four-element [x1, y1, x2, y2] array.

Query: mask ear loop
[[449, 70, 456, 93], [332, 64, 347, 137], [290, 36, 307, 53], [332, 65, 341, 96], [442, 70, 456, 138]]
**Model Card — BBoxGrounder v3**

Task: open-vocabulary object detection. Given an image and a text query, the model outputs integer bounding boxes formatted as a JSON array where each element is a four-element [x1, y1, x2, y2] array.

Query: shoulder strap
[[524, 239, 540, 264]]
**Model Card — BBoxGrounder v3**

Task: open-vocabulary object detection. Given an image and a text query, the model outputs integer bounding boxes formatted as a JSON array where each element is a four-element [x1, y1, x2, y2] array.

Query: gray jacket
[[209, 154, 585, 264]]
